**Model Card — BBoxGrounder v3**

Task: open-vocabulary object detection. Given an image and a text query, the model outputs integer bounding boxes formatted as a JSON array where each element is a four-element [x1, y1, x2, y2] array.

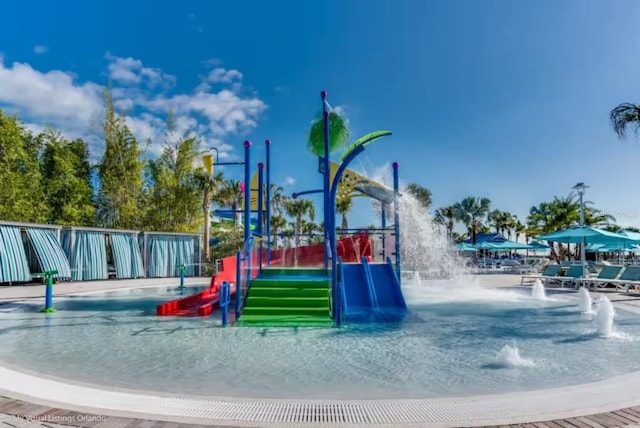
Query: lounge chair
[[521, 264, 561, 286], [607, 266, 640, 293], [544, 264, 584, 288], [575, 265, 623, 290]]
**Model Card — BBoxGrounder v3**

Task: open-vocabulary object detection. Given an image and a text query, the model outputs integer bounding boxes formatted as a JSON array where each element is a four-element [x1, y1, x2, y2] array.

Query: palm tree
[[610, 103, 640, 139], [453, 196, 491, 245], [195, 171, 225, 261], [269, 184, 287, 216], [283, 199, 316, 262], [514, 221, 526, 243], [219, 180, 243, 226], [270, 214, 287, 249], [434, 205, 457, 242], [336, 197, 352, 232], [405, 183, 432, 210]]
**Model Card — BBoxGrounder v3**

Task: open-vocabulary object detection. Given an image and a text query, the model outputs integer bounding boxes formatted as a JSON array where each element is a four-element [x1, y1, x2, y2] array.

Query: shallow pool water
[[0, 282, 639, 399]]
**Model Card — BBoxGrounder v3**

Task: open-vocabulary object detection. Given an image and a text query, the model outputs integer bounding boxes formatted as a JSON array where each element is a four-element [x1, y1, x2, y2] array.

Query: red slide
[[156, 256, 238, 317]]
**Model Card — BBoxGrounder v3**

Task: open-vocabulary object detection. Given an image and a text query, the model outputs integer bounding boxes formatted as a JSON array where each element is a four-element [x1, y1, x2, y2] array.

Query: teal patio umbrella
[[536, 226, 640, 245], [455, 242, 478, 252], [491, 240, 535, 250]]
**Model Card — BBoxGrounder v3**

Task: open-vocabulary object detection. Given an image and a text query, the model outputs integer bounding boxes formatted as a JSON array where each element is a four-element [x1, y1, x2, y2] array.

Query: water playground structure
[[157, 91, 407, 326], [5, 92, 640, 427]]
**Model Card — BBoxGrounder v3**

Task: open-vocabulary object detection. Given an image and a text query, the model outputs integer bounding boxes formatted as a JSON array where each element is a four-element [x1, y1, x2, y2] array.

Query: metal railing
[[234, 233, 265, 319]]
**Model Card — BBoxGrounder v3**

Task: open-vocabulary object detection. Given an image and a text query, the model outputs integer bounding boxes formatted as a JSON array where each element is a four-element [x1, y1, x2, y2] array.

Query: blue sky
[[2, 0, 640, 231]]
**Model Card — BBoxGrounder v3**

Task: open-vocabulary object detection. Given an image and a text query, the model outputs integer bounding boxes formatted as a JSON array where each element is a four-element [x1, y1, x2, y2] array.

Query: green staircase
[[236, 267, 334, 327]]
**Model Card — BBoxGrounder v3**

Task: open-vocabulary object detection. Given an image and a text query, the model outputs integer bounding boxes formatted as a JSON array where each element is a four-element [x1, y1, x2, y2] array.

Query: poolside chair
[[607, 266, 640, 293], [521, 264, 561, 286], [543, 264, 584, 288], [575, 265, 623, 290]]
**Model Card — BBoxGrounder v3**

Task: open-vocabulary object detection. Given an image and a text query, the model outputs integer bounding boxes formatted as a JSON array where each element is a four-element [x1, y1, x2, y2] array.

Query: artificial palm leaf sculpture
[[307, 111, 350, 156]]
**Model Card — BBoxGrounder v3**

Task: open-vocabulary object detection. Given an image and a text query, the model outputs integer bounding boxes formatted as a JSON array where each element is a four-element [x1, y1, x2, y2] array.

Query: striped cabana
[[0, 224, 31, 284], [141, 232, 203, 278], [0, 221, 72, 283], [61, 227, 145, 281]]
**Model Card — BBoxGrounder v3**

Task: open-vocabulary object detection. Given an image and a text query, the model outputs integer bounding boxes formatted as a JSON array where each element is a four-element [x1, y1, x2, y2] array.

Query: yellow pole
[[203, 154, 214, 176]]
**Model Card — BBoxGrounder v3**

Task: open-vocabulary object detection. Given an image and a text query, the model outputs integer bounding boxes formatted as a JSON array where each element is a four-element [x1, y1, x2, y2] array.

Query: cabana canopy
[[536, 226, 640, 245]]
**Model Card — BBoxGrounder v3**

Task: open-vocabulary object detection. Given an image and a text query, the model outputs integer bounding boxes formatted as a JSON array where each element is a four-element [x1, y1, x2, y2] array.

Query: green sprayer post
[[38, 270, 59, 313]]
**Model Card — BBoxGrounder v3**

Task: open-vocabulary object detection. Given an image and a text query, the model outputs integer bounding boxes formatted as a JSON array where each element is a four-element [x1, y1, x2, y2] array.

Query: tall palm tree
[[270, 214, 287, 249], [336, 197, 352, 232], [195, 170, 225, 261], [219, 180, 243, 226], [514, 221, 526, 243], [283, 199, 316, 256], [453, 196, 491, 245], [434, 205, 457, 242], [405, 183, 432, 210], [610, 103, 640, 139]]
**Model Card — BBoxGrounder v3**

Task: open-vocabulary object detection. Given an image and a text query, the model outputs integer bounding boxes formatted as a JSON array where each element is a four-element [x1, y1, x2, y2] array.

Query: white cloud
[[283, 176, 296, 186], [34, 45, 49, 54], [105, 53, 176, 89], [0, 53, 267, 161]]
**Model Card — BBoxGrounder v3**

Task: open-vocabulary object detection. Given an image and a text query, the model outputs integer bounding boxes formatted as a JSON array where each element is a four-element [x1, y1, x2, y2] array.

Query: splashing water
[[368, 164, 466, 280], [531, 279, 547, 300], [494, 344, 534, 368], [595, 296, 615, 337], [578, 287, 593, 314]]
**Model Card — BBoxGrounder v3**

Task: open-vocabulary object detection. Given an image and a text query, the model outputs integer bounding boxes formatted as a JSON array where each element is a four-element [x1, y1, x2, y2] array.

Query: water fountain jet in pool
[[595, 296, 614, 337], [531, 279, 546, 300], [495, 344, 534, 368], [578, 287, 593, 314]]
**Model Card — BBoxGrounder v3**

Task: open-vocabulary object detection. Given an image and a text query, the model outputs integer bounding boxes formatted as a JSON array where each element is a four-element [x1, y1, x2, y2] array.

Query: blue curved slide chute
[[339, 257, 407, 322]]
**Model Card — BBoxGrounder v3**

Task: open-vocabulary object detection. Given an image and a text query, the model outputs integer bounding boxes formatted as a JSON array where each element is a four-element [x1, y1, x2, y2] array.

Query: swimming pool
[[0, 282, 639, 400]]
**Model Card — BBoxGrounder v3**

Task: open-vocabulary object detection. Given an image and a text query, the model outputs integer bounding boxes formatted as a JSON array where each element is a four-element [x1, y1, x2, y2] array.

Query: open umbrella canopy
[[473, 241, 502, 250], [536, 226, 640, 244], [586, 242, 640, 252], [490, 240, 535, 250], [455, 242, 478, 252], [528, 240, 550, 249]]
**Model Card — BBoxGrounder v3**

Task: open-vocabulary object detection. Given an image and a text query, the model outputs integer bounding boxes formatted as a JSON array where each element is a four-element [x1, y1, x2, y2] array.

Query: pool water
[[0, 283, 639, 399]]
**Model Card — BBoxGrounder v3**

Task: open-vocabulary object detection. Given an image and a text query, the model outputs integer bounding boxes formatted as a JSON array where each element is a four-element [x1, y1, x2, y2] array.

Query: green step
[[236, 314, 334, 327], [260, 268, 329, 277], [248, 287, 329, 298], [246, 296, 328, 308], [242, 306, 330, 317], [251, 278, 329, 288]]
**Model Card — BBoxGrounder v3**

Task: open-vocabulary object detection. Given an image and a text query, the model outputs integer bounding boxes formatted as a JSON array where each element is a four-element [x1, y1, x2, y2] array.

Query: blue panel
[[26, 228, 71, 280], [341, 262, 375, 321], [110, 233, 145, 279], [0, 225, 31, 284], [367, 262, 407, 311]]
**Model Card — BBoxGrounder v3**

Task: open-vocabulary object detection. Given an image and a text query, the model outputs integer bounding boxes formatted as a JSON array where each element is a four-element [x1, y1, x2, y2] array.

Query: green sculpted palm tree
[[610, 103, 640, 139], [307, 111, 350, 157]]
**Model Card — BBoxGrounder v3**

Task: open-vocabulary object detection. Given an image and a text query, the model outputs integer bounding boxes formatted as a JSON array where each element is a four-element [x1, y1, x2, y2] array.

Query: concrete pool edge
[[2, 363, 640, 427]]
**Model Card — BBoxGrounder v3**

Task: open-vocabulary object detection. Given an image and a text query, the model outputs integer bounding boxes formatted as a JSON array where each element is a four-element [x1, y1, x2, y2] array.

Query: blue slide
[[340, 257, 407, 322]]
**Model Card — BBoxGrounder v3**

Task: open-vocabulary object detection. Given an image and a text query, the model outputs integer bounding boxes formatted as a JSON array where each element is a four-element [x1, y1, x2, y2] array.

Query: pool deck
[[1, 274, 640, 427]]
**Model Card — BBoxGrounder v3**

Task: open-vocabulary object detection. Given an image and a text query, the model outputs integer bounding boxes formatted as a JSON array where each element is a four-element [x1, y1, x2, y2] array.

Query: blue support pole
[[257, 162, 264, 271], [321, 91, 331, 269], [235, 251, 242, 319], [329, 144, 366, 327], [381, 204, 387, 262], [243, 141, 252, 244], [393, 162, 401, 283], [265, 140, 272, 266], [220, 281, 230, 326]]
